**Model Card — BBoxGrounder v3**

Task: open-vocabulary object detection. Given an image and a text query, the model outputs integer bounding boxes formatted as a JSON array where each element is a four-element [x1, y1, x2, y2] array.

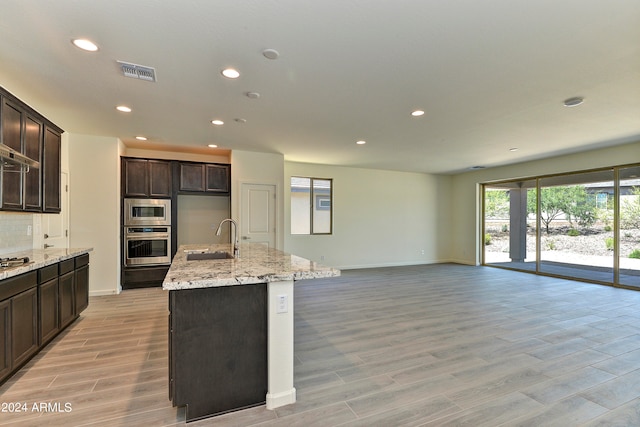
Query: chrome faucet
[[215, 218, 239, 258]]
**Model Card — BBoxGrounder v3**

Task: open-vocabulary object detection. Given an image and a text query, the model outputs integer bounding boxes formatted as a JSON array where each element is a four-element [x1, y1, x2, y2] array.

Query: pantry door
[[240, 183, 276, 248]]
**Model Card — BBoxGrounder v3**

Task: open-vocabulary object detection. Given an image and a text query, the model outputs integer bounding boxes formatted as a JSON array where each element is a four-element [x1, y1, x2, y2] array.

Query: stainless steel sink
[[186, 251, 234, 261]]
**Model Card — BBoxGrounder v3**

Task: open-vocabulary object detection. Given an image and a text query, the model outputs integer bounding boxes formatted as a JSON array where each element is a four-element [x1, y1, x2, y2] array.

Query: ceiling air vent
[[117, 61, 157, 82]]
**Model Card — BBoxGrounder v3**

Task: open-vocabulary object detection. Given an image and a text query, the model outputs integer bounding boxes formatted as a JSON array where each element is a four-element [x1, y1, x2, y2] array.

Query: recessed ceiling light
[[135, 136, 147, 141], [563, 96, 584, 107], [509, 147, 519, 152], [411, 110, 425, 117], [72, 38, 98, 52], [245, 91, 260, 99], [469, 166, 486, 170], [116, 105, 132, 113], [356, 140, 366, 145], [262, 49, 280, 60], [208, 144, 218, 148], [221, 68, 240, 79], [234, 118, 247, 123], [211, 120, 224, 125]]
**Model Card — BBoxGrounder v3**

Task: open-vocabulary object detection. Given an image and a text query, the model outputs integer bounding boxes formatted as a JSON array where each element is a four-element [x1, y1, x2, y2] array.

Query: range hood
[[0, 143, 39, 170]]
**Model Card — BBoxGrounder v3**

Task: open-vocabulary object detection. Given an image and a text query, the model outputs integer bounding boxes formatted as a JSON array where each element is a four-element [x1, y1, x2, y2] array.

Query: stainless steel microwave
[[123, 198, 171, 226]]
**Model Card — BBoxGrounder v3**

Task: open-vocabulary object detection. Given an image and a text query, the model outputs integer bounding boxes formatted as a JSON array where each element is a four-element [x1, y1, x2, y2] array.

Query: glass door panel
[[483, 180, 537, 271], [619, 166, 640, 288], [538, 170, 614, 283]]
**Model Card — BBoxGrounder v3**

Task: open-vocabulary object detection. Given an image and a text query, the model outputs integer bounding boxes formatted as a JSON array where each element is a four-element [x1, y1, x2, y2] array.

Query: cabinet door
[[205, 164, 230, 193], [24, 115, 43, 211], [0, 299, 10, 382], [123, 158, 149, 197], [59, 272, 75, 328], [179, 163, 205, 192], [1, 98, 24, 210], [75, 265, 89, 314], [39, 278, 59, 344], [149, 160, 172, 197], [42, 127, 61, 213], [11, 287, 38, 367]]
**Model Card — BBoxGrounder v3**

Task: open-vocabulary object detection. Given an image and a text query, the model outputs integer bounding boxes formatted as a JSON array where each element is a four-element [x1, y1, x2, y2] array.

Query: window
[[291, 177, 332, 235]]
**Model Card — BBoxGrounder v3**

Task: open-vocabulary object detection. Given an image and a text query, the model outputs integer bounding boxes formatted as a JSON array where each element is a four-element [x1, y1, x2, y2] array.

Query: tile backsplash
[[0, 212, 34, 255]]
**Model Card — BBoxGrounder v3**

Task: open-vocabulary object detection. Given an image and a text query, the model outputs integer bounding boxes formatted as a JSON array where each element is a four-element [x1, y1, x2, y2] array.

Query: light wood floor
[[2, 264, 640, 426]]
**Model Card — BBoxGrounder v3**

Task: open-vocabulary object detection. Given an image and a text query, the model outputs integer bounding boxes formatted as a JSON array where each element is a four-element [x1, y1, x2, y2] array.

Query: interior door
[[42, 172, 69, 249], [240, 183, 276, 248]]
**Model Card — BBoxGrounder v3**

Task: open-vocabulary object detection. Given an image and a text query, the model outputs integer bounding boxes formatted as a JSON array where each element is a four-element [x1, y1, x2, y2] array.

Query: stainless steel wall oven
[[123, 198, 172, 266]]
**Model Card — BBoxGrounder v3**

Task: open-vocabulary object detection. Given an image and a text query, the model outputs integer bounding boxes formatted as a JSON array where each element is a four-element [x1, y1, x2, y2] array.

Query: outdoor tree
[[484, 189, 510, 219], [528, 185, 596, 233], [621, 186, 640, 229]]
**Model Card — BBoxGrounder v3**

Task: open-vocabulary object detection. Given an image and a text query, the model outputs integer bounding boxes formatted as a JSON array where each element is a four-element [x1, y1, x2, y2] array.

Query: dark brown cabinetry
[[169, 284, 267, 421], [122, 157, 172, 198], [0, 86, 63, 213], [178, 162, 230, 194], [0, 254, 90, 385], [42, 126, 61, 213]]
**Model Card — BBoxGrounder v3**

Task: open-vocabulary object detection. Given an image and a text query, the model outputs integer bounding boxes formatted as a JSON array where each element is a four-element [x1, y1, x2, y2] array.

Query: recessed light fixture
[[262, 49, 280, 60], [411, 110, 425, 117], [135, 136, 147, 141], [234, 118, 247, 123], [221, 68, 240, 79], [208, 144, 218, 148], [356, 140, 366, 145], [469, 166, 486, 170], [72, 38, 99, 52], [245, 91, 260, 99], [116, 105, 132, 113], [563, 96, 584, 107], [509, 147, 519, 152], [211, 120, 224, 125]]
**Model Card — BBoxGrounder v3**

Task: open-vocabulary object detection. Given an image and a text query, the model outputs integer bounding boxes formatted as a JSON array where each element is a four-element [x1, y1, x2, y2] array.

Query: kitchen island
[[163, 243, 340, 422]]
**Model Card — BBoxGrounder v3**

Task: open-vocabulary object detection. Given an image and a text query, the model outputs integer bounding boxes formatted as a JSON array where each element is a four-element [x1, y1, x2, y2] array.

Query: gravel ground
[[485, 225, 640, 258]]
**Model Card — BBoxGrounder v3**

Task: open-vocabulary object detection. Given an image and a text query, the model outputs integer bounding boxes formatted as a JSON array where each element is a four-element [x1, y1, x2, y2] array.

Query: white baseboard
[[266, 387, 296, 410]]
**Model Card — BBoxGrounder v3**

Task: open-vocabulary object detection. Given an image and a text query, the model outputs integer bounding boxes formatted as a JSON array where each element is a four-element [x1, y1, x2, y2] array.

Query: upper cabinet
[[0, 87, 63, 213], [179, 162, 230, 194], [122, 157, 172, 198]]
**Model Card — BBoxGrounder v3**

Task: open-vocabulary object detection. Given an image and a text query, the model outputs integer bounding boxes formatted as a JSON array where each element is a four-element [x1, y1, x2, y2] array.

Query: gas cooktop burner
[[0, 256, 31, 268]]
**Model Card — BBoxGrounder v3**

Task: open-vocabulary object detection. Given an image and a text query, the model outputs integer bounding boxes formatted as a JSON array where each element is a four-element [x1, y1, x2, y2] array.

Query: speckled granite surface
[[163, 243, 340, 290], [0, 247, 93, 280]]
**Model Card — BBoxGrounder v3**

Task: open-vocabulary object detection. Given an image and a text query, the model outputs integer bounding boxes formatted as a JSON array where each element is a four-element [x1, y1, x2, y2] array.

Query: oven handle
[[125, 234, 170, 239]]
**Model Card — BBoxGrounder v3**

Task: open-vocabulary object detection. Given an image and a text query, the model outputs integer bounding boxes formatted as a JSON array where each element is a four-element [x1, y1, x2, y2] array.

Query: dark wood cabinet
[[206, 164, 230, 193], [1, 97, 24, 210], [169, 284, 267, 421], [122, 157, 172, 198], [74, 254, 90, 314], [179, 162, 205, 192], [179, 162, 230, 194], [11, 287, 38, 367], [0, 87, 62, 213], [0, 299, 10, 381], [42, 126, 61, 213], [24, 115, 43, 211], [0, 255, 89, 385]]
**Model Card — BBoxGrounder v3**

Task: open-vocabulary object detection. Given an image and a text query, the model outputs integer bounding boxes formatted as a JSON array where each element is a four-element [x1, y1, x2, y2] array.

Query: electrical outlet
[[421, 249, 425, 255], [27, 225, 32, 236], [277, 294, 288, 313]]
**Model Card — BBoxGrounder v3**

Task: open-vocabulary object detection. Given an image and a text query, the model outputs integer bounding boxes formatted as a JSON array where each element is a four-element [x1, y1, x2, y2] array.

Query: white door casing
[[42, 171, 69, 249]]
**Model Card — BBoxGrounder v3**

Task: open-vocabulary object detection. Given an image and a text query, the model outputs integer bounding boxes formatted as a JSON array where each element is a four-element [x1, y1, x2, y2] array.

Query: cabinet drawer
[[59, 259, 74, 275], [38, 264, 58, 284], [0, 272, 37, 302], [75, 254, 89, 269]]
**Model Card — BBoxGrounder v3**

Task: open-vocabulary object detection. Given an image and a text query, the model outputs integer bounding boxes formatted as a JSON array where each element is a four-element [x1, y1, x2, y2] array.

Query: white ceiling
[[0, 0, 638, 174]]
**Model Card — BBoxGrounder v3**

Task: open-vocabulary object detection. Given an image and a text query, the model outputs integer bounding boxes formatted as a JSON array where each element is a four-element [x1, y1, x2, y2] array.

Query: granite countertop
[[163, 243, 340, 290], [0, 247, 93, 281]]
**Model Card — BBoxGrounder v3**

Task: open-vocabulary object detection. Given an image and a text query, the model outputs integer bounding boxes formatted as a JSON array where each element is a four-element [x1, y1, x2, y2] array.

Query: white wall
[[68, 133, 122, 295], [285, 162, 452, 269], [450, 140, 640, 266], [231, 150, 285, 250]]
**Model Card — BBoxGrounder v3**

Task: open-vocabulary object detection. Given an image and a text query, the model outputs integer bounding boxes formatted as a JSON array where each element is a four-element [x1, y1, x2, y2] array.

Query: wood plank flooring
[[2, 263, 640, 426]]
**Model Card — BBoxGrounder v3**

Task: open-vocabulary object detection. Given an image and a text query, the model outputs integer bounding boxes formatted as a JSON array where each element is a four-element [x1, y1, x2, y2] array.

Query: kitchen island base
[[169, 284, 267, 422]]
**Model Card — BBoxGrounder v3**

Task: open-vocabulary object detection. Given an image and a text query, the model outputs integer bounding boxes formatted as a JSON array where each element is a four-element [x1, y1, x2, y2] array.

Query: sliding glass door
[[619, 165, 640, 288], [483, 164, 639, 289]]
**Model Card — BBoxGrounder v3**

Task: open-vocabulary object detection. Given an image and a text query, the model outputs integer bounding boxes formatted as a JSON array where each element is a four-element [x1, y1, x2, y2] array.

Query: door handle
[[242, 236, 251, 240], [44, 243, 55, 249]]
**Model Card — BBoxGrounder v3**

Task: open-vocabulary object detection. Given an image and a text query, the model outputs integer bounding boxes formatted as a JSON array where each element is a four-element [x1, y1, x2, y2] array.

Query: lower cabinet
[[0, 254, 90, 385]]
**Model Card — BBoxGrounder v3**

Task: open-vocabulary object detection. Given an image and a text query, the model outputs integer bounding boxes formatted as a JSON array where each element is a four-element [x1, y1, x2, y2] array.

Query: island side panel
[[169, 284, 267, 422]]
